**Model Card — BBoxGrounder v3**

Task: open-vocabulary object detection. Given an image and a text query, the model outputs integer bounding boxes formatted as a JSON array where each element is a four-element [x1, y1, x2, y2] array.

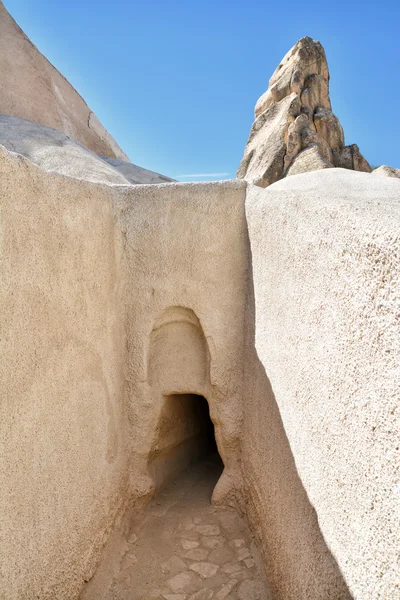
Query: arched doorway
[[145, 306, 239, 505], [147, 393, 222, 491]]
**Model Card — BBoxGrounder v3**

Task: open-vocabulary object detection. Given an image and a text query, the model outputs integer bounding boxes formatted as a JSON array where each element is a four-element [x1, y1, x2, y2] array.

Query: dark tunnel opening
[[149, 394, 223, 494]]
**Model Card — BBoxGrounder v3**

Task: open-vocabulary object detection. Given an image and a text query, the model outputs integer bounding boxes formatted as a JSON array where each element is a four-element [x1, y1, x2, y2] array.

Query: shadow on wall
[[243, 234, 354, 599]]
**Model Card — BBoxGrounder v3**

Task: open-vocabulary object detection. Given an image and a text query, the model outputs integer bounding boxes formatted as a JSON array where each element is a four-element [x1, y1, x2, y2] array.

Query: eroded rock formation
[[372, 165, 400, 178], [0, 0, 128, 160], [0, 2, 174, 184], [0, 115, 175, 185], [1, 5, 399, 599], [237, 37, 372, 187]]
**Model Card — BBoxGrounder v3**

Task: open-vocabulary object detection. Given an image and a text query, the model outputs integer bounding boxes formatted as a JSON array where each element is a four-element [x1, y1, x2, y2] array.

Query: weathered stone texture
[[0, 1, 128, 159], [245, 169, 400, 600], [238, 36, 372, 186], [1, 4, 399, 600], [0, 114, 174, 185], [372, 164, 400, 178]]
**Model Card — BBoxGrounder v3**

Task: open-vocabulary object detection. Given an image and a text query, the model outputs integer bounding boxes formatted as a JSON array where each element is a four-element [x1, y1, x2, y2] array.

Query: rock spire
[[237, 37, 371, 187]]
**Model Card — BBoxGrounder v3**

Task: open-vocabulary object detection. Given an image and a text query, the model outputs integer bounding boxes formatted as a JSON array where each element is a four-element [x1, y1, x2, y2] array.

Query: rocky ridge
[[0, 0, 130, 161], [372, 165, 400, 179], [0, 0, 174, 186], [237, 37, 372, 187], [0, 115, 175, 185]]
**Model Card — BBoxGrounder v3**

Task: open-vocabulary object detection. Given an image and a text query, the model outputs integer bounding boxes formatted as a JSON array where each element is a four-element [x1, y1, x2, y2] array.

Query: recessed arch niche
[[147, 306, 222, 493], [148, 306, 209, 396]]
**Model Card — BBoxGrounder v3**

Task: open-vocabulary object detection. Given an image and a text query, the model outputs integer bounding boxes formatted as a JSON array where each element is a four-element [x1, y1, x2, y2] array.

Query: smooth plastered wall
[[0, 147, 128, 600], [1, 163, 250, 599], [113, 180, 249, 507], [1, 146, 399, 600], [245, 169, 400, 600]]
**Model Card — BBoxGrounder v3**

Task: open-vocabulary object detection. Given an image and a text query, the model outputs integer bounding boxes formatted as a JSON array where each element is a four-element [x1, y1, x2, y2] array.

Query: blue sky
[[5, 0, 400, 180]]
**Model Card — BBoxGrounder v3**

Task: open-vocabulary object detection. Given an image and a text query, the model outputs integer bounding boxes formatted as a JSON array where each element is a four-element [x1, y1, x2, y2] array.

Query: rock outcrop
[[100, 155, 175, 185], [0, 115, 175, 185], [0, 0, 127, 160], [237, 37, 371, 187], [371, 165, 400, 178]]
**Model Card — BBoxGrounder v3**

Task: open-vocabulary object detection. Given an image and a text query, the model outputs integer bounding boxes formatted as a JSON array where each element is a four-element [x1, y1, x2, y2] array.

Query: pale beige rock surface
[[372, 164, 400, 178], [238, 36, 371, 186], [0, 0, 128, 159], [0, 114, 174, 185], [0, 14, 399, 599], [1, 144, 399, 600], [101, 155, 174, 184], [0, 147, 129, 600], [236, 93, 300, 187], [0, 148, 248, 599], [245, 168, 400, 600]]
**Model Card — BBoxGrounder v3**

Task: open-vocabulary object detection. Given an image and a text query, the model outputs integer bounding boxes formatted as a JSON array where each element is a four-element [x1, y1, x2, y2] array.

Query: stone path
[[103, 455, 270, 600]]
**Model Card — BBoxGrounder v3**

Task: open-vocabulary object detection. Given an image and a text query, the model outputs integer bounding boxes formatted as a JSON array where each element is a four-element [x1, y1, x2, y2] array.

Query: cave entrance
[[149, 394, 223, 493]]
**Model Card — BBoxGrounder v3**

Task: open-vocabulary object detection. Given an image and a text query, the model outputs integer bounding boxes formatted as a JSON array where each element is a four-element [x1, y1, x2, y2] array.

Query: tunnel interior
[[148, 393, 223, 493]]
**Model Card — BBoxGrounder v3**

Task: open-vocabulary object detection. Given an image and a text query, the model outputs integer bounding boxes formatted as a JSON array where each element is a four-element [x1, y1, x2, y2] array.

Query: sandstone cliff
[[237, 37, 372, 187]]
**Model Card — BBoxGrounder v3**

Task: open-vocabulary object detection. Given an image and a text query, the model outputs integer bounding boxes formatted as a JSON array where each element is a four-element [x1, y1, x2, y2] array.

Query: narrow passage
[[103, 455, 270, 600]]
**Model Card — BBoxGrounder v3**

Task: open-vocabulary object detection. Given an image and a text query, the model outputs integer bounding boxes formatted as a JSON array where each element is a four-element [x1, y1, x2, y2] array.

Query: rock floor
[[104, 454, 271, 600]]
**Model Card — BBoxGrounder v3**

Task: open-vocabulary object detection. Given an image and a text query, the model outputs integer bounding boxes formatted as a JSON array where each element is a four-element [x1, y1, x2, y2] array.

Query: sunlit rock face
[[0, 0, 175, 184], [0, 114, 175, 185], [237, 36, 371, 187], [372, 165, 400, 178], [0, 2, 399, 600], [0, 0, 129, 160]]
